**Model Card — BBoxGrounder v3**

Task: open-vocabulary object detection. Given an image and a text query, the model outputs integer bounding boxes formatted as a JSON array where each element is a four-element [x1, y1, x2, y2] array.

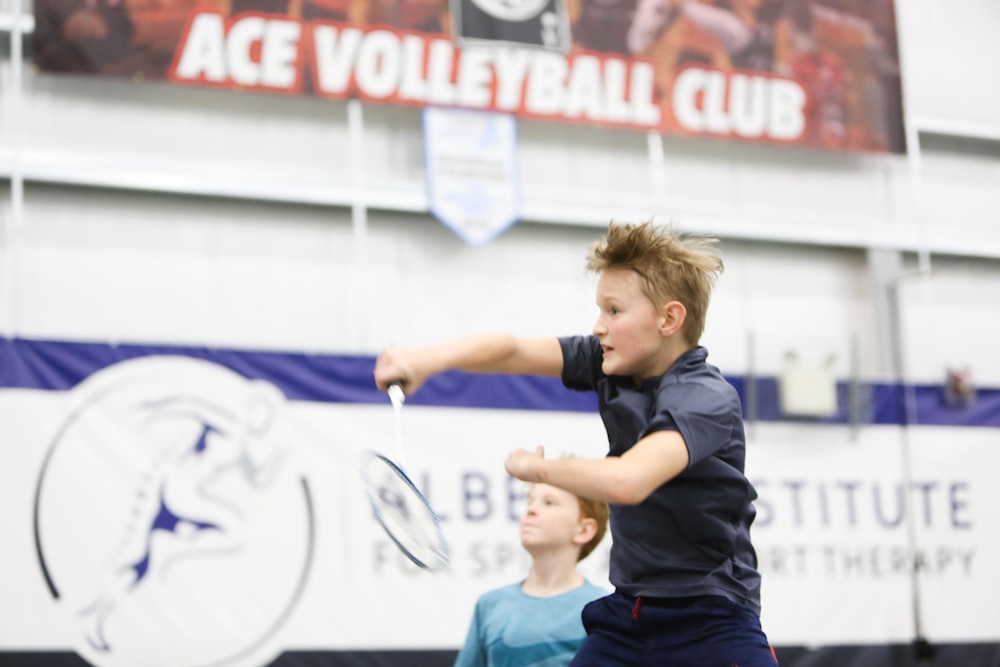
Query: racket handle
[[387, 382, 406, 408], [387, 382, 407, 467]]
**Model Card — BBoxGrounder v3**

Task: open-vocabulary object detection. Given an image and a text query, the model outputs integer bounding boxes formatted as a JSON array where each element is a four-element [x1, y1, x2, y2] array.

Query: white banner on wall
[[423, 107, 521, 247], [1, 354, 998, 666], [745, 424, 989, 645]]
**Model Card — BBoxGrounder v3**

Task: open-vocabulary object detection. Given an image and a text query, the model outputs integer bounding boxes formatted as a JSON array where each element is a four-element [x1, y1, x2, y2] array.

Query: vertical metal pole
[[347, 98, 370, 351], [867, 245, 932, 658], [646, 131, 666, 203], [905, 122, 932, 275], [848, 333, 860, 442], [745, 331, 756, 440], [894, 0, 931, 277], [899, 2, 932, 637], [5, 0, 26, 338], [887, 277, 932, 662]]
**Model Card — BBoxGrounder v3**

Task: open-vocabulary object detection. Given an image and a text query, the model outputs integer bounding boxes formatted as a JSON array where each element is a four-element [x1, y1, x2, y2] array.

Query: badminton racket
[[360, 383, 448, 570]]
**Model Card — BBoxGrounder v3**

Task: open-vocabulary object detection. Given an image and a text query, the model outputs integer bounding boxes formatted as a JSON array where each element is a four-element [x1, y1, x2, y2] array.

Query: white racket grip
[[387, 383, 406, 408], [388, 383, 407, 467]]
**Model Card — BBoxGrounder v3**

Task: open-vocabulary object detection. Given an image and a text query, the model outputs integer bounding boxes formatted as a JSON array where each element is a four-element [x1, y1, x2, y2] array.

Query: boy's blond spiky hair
[[586, 221, 723, 346]]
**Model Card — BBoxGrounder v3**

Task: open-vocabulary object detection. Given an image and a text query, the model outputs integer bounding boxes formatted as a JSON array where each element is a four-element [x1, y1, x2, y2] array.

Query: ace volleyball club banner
[[32, 0, 905, 152], [2, 338, 998, 667]]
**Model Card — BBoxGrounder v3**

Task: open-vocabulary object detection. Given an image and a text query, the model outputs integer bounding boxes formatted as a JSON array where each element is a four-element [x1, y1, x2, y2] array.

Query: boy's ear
[[574, 517, 598, 546], [658, 301, 687, 337]]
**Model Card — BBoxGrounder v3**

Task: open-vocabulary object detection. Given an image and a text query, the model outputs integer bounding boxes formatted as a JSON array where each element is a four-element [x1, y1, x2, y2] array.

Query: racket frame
[[360, 383, 449, 570], [361, 450, 449, 570]]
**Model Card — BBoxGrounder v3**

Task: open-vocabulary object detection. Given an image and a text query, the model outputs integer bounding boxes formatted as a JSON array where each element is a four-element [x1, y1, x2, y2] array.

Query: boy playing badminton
[[455, 482, 609, 667], [375, 221, 778, 666]]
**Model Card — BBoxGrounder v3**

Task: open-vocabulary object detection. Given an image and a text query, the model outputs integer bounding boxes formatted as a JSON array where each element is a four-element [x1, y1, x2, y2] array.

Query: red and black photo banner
[[33, 0, 905, 152]]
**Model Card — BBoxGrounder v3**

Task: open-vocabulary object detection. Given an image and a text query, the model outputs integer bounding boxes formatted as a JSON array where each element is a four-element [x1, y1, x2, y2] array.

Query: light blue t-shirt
[[454, 580, 607, 667]]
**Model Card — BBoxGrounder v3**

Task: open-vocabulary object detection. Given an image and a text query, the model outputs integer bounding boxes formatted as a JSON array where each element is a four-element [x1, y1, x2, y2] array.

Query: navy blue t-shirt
[[560, 336, 762, 613]]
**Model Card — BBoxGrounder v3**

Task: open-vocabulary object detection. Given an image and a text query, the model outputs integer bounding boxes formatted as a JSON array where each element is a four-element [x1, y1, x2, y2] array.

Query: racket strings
[[362, 453, 448, 569]]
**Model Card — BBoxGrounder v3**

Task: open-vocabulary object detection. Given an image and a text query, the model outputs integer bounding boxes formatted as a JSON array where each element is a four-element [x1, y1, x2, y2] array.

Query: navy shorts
[[570, 593, 779, 667]]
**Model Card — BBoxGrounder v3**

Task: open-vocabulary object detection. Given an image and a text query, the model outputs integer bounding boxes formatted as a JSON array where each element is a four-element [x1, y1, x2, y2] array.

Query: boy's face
[[519, 484, 585, 552], [592, 268, 666, 383]]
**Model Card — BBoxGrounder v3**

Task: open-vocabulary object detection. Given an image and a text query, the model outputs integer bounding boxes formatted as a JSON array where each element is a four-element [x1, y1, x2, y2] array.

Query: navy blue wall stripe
[[1, 337, 997, 427]]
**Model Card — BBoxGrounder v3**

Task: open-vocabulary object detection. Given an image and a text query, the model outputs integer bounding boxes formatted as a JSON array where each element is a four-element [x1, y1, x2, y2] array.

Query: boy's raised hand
[[374, 346, 430, 395], [504, 446, 546, 483]]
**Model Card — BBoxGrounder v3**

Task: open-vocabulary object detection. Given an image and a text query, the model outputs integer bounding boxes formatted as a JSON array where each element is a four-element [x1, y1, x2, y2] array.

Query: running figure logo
[[33, 356, 315, 667]]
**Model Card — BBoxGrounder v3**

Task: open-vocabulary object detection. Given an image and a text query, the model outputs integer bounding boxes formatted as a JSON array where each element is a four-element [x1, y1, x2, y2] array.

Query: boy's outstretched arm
[[374, 334, 564, 395], [505, 432, 690, 505]]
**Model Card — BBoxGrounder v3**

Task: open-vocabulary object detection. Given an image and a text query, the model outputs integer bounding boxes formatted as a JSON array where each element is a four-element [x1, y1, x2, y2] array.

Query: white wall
[[11, 182, 1000, 388], [897, 0, 1000, 130], [896, 259, 1000, 386]]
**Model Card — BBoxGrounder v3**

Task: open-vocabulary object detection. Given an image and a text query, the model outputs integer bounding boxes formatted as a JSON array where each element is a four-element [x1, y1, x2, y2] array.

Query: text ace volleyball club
[[168, 13, 809, 141]]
